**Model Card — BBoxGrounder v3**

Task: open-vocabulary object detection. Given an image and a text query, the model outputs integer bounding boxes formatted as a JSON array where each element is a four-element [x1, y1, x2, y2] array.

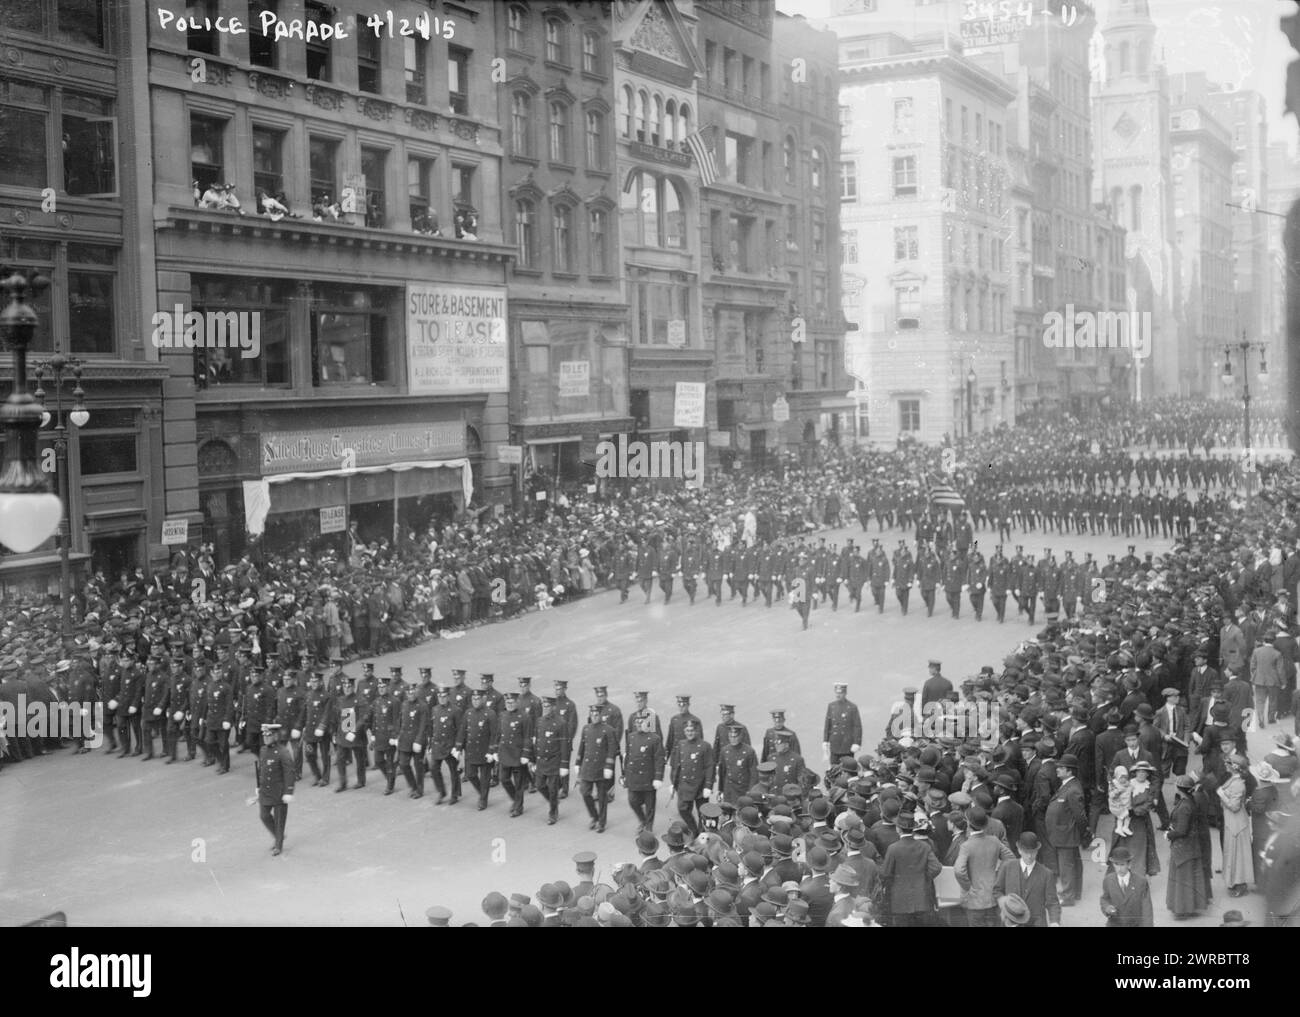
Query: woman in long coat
[[1166, 775, 1210, 918], [1111, 761, 1161, 876], [1216, 754, 1253, 895]]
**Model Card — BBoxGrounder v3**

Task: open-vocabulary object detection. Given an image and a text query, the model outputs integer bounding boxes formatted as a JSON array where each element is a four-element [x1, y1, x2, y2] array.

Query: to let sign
[[320, 506, 347, 534], [161, 518, 189, 545], [497, 444, 523, 465], [406, 283, 509, 394], [673, 382, 706, 428]]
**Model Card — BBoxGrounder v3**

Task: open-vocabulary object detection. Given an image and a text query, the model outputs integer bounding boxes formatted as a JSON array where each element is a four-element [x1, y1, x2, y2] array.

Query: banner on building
[[667, 320, 687, 348], [406, 283, 508, 394], [320, 506, 347, 534], [261, 422, 465, 475], [161, 518, 189, 545], [673, 382, 706, 428], [558, 360, 590, 398], [497, 444, 523, 465]]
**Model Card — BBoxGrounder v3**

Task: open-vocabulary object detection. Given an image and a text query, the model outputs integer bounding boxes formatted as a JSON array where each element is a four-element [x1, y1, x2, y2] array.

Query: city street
[[0, 519, 1271, 927]]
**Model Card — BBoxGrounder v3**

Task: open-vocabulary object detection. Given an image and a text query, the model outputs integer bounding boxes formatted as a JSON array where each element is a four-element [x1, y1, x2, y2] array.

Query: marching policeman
[[255, 723, 294, 857], [302, 670, 336, 787], [713, 703, 750, 760], [115, 648, 143, 756], [531, 696, 572, 825], [867, 540, 890, 612], [624, 713, 666, 831], [332, 672, 370, 791], [717, 723, 758, 806], [669, 719, 714, 836], [275, 668, 305, 778], [240, 666, 277, 758], [893, 541, 915, 615], [665, 694, 702, 760], [943, 547, 965, 618], [370, 674, 401, 794], [141, 659, 170, 761], [201, 663, 235, 774], [967, 542, 988, 621], [459, 687, 499, 811], [627, 690, 662, 751], [164, 658, 191, 764], [427, 684, 463, 804], [497, 692, 532, 817], [553, 679, 579, 797], [917, 542, 941, 617], [576, 703, 617, 832], [761, 709, 801, 762], [396, 682, 430, 798], [988, 545, 1011, 623]]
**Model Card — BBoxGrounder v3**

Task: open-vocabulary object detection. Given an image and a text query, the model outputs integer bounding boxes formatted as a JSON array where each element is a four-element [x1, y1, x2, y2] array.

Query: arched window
[[585, 110, 604, 170], [511, 92, 532, 156], [783, 135, 796, 185], [677, 102, 691, 145], [665, 99, 677, 147], [1119, 42, 1130, 74], [620, 85, 634, 138], [582, 31, 599, 74], [637, 90, 649, 142], [651, 94, 663, 147], [507, 6, 526, 50], [514, 198, 535, 267], [811, 147, 824, 192], [549, 101, 569, 162], [545, 18, 565, 63], [552, 203, 573, 272], [663, 178, 684, 249]]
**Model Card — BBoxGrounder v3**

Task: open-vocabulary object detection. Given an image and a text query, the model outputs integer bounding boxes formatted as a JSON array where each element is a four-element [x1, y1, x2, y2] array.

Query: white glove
[[851, 743, 861, 754], [560, 768, 569, 777], [314, 728, 324, 738], [653, 779, 662, 790], [128, 706, 137, 715], [173, 711, 184, 722], [451, 747, 461, 759], [153, 707, 162, 716], [281, 794, 293, 804], [488, 753, 498, 763], [521, 757, 530, 766], [108, 699, 118, 711], [222, 721, 231, 730], [389, 738, 398, 747], [603, 767, 613, 780], [413, 743, 423, 753], [702, 788, 712, 799], [822, 742, 831, 760], [345, 732, 355, 743], [291, 728, 301, 739]]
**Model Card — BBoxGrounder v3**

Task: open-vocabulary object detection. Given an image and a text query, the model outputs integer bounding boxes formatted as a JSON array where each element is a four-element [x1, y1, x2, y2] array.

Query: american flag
[[684, 129, 719, 187], [927, 475, 966, 510]]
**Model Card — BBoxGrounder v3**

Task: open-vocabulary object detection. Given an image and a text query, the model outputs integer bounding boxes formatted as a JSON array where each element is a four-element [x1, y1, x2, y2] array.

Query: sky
[[777, 0, 1299, 157]]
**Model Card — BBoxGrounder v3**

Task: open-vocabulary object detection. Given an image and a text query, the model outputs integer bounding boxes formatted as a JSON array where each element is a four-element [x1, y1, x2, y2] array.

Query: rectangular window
[[635, 281, 691, 345], [190, 113, 225, 193], [585, 111, 604, 170], [312, 286, 389, 386], [57, 0, 106, 48], [68, 244, 116, 354], [405, 37, 427, 104], [840, 160, 856, 201], [304, 1, 331, 80], [408, 156, 433, 226], [961, 106, 968, 144], [515, 200, 535, 266], [589, 208, 608, 274], [894, 97, 914, 135], [724, 131, 753, 186], [190, 276, 290, 388], [705, 41, 717, 85], [549, 101, 569, 163], [545, 19, 566, 64], [79, 432, 137, 477], [899, 398, 920, 432], [360, 147, 387, 228], [727, 214, 752, 272], [308, 135, 337, 205], [893, 155, 916, 196], [251, 125, 283, 200], [842, 229, 858, 264], [59, 91, 115, 198], [357, 26, 381, 92], [508, 6, 525, 51], [839, 104, 852, 139], [552, 204, 572, 272], [249, 1, 277, 67], [512, 92, 532, 156], [448, 46, 470, 114], [452, 163, 474, 206], [188, 0, 219, 53], [812, 213, 825, 257], [582, 31, 599, 74], [816, 340, 831, 388], [894, 225, 918, 261], [813, 273, 827, 316], [895, 285, 920, 326]]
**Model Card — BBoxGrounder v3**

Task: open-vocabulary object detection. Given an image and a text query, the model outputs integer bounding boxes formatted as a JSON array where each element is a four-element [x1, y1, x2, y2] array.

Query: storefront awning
[[524, 435, 582, 445], [242, 459, 472, 536]]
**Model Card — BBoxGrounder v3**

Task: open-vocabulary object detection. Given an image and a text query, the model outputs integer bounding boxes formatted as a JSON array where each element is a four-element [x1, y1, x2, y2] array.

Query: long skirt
[[1166, 856, 1210, 915], [1222, 806, 1253, 888], [1111, 811, 1161, 877]]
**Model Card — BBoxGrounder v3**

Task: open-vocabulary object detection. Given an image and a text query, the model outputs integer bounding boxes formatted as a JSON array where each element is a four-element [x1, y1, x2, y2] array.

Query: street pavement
[[0, 518, 1275, 927]]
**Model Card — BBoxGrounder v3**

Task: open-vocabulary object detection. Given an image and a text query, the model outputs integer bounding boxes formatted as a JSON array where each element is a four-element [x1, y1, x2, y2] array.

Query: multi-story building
[[1267, 140, 1299, 366], [497, 2, 631, 488], [150, 0, 514, 563], [1, 1, 166, 592], [1166, 90, 1236, 396], [1092, 0, 1182, 396], [773, 12, 850, 449], [834, 22, 1015, 445], [611, 0, 707, 457]]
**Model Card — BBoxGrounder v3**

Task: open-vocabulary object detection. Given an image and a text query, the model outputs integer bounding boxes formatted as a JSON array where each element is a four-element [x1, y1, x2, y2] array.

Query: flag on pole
[[926, 475, 965, 510], [684, 129, 719, 187]]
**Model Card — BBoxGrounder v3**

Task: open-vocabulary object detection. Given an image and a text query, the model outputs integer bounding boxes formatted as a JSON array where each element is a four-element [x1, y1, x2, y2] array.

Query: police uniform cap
[[541, 695, 557, 704], [769, 709, 784, 718], [261, 722, 281, 732], [676, 695, 690, 704], [503, 691, 519, 702], [424, 905, 453, 925], [418, 667, 432, 678], [517, 676, 532, 685], [720, 703, 735, 712], [389, 666, 403, 677], [593, 685, 607, 694], [634, 690, 648, 699], [699, 802, 722, 820], [553, 679, 568, 688], [902, 686, 918, 696], [573, 851, 597, 868]]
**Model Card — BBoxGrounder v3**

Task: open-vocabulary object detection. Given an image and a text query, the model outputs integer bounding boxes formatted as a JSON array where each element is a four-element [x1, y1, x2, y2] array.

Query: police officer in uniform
[[164, 658, 191, 764], [576, 703, 617, 832], [717, 723, 758, 806], [943, 547, 965, 618], [893, 541, 915, 615], [867, 539, 890, 613], [553, 679, 579, 797], [988, 545, 1011, 623], [396, 681, 430, 798], [241, 666, 277, 759], [141, 658, 170, 761], [593, 685, 623, 798], [669, 719, 714, 836], [302, 669, 336, 787], [255, 722, 294, 856], [332, 672, 370, 791], [370, 673, 401, 795], [761, 709, 801, 762], [666, 694, 703, 760], [627, 690, 662, 751], [713, 703, 750, 760], [115, 648, 143, 756], [201, 663, 235, 774], [460, 687, 499, 811], [966, 541, 987, 621], [823, 683, 863, 767], [497, 691, 532, 817], [624, 712, 666, 831], [532, 696, 571, 825], [917, 541, 941, 617], [276, 667, 305, 778], [427, 684, 463, 804]]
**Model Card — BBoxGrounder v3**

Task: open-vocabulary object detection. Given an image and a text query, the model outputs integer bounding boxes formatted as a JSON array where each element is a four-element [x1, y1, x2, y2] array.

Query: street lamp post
[[1221, 332, 1269, 502], [34, 355, 88, 647]]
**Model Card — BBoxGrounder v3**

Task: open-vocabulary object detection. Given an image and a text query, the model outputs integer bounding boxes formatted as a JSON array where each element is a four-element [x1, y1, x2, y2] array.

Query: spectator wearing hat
[[1250, 632, 1285, 729], [824, 863, 862, 927], [1045, 753, 1087, 905], [1155, 687, 1191, 780], [1099, 846, 1153, 927], [1166, 775, 1210, 919], [1221, 667, 1253, 740], [1216, 754, 1253, 897], [993, 833, 1060, 927], [991, 773, 1024, 849], [255, 723, 294, 856], [1220, 615, 1246, 676], [881, 812, 942, 927], [955, 804, 1017, 927], [1187, 646, 1219, 723]]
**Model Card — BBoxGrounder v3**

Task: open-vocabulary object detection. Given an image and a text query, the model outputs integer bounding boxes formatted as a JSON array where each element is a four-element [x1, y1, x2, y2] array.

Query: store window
[[517, 319, 628, 421], [634, 281, 691, 345], [79, 408, 139, 477], [311, 285, 391, 386]]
